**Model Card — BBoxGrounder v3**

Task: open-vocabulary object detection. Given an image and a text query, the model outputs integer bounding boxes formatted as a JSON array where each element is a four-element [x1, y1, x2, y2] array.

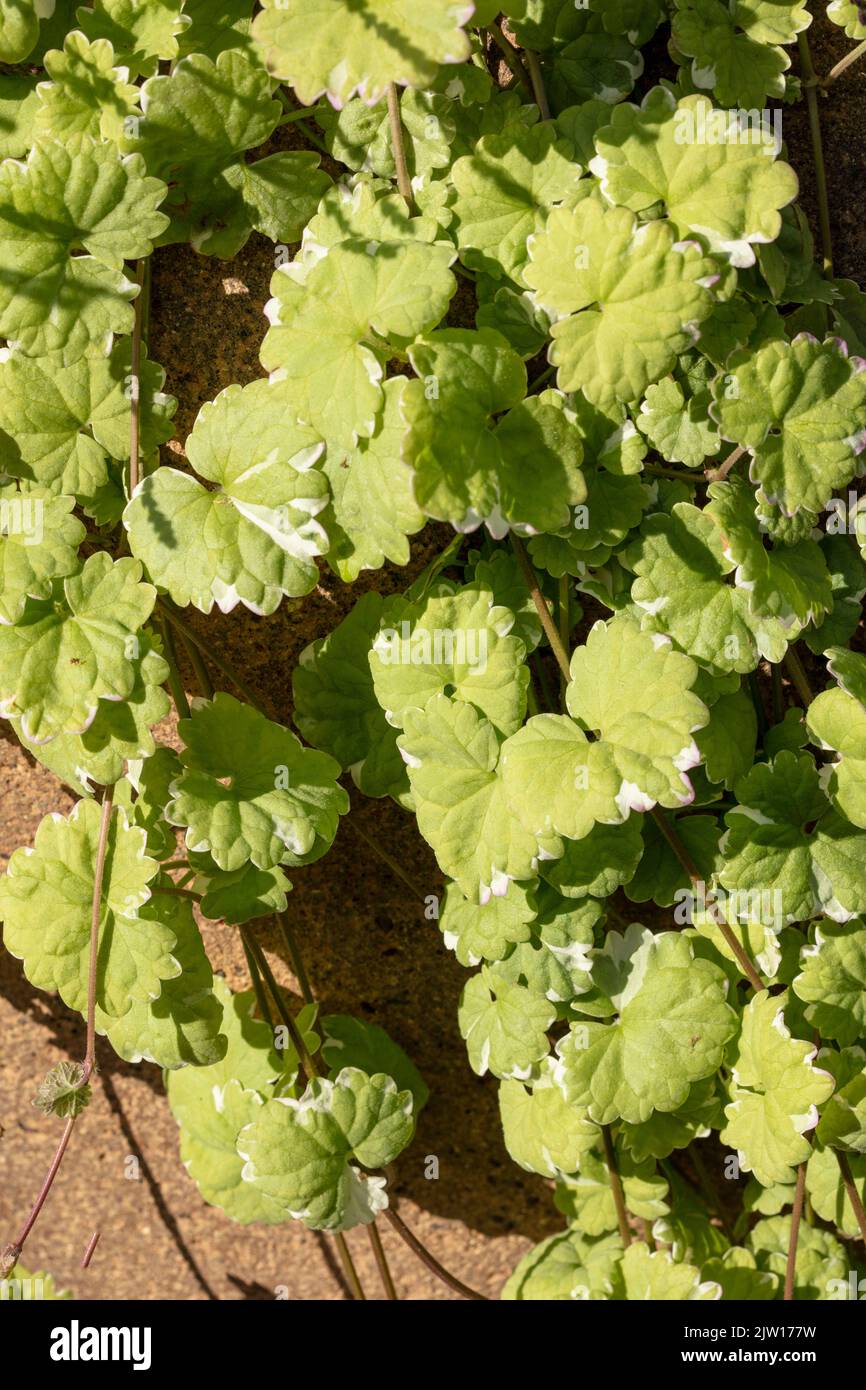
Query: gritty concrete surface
[[0, 12, 863, 1300]]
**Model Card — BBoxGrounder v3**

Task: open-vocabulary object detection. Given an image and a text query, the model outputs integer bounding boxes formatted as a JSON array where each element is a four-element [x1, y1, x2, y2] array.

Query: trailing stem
[[835, 1151, 866, 1246], [382, 1207, 489, 1300], [601, 1123, 634, 1248], [823, 38, 866, 85], [1, 787, 114, 1276], [798, 32, 834, 274], [386, 83, 413, 207], [783, 1161, 807, 1301], [510, 534, 572, 680]]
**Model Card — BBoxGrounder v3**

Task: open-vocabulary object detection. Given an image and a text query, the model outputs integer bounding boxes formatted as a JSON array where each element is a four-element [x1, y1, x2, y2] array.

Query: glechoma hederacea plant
[[2, 0, 866, 1305]]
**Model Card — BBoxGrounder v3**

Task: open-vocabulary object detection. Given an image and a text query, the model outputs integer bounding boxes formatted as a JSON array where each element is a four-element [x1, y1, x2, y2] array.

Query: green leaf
[[250, 0, 473, 107], [321, 377, 424, 580], [320, 1015, 428, 1113], [0, 0, 41, 61], [0, 484, 85, 625], [636, 377, 720, 468], [524, 194, 718, 407], [403, 330, 587, 534], [166, 979, 288, 1226], [33, 1060, 91, 1118], [502, 1228, 624, 1301], [0, 552, 156, 743], [672, 0, 790, 107], [556, 925, 737, 1124], [0, 73, 40, 159], [0, 799, 175, 1023], [397, 695, 559, 901], [719, 751, 866, 924], [620, 1242, 720, 1300], [502, 612, 708, 846], [369, 580, 529, 736], [15, 633, 170, 792], [592, 88, 797, 268], [694, 685, 757, 790], [706, 475, 832, 628], [566, 615, 709, 809], [793, 920, 866, 1045], [0, 137, 167, 342], [540, 816, 644, 899], [816, 1046, 866, 1154], [626, 814, 721, 908], [620, 1078, 722, 1162], [750, 1216, 849, 1299], [193, 858, 291, 927], [806, 683, 866, 829], [828, 0, 866, 38], [624, 500, 796, 677], [494, 893, 601, 1004], [77, 0, 191, 77], [722, 989, 835, 1186], [125, 378, 328, 615], [238, 1067, 416, 1231], [127, 50, 287, 253], [261, 240, 456, 450], [806, 1144, 866, 1239], [556, 1144, 670, 1234], [35, 31, 140, 142], [100, 889, 226, 1068], [293, 592, 408, 802], [0, 341, 176, 508], [176, 0, 254, 61], [450, 123, 581, 282], [500, 1058, 598, 1178], [439, 880, 536, 966], [458, 964, 555, 1079], [234, 152, 332, 246], [166, 693, 349, 873], [711, 336, 866, 516]]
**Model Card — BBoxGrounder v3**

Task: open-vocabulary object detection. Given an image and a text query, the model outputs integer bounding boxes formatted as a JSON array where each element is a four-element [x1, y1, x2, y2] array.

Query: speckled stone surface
[[0, 13, 863, 1300]]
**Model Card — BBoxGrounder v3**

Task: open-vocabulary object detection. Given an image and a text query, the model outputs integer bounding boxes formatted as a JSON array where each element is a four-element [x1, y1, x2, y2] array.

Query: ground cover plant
[[2, 0, 866, 1304]]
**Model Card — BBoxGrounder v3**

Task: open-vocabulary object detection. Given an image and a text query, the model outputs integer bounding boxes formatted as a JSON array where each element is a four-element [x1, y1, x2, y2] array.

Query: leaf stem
[[293, 118, 329, 156], [346, 818, 427, 904], [128, 259, 146, 497], [241, 929, 320, 1082], [2, 789, 114, 1275], [783, 1160, 807, 1300], [386, 83, 414, 207], [179, 630, 214, 700], [158, 602, 268, 714], [334, 1235, 367, 1299], [84, 789, 114, 1083], [652, 809, 766, 992], [366, 1223, 398, 1299], [277, 911, 315, 1007], [524, 49, 550, 118], [558, 575, 570, 698], [784, 646, 814, 707], [382, 1207, 489, 1299], [601, 1123, 633, 1247], [485, 22, 532, 93], [2, 1118, 76, 1279], [239, 934, 373, 1300], [836, 1150, 866, 1247], [823, 37, 866, 85], [157, 614, 191, 719], [705, 444, 745, 484], [510, 535, 571, 681], [798, 32, 834, 274]]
